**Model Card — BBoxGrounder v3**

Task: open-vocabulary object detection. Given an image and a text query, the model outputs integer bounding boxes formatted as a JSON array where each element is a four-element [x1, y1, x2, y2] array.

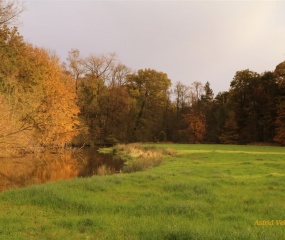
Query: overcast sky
[[19, 0, 285, 95]]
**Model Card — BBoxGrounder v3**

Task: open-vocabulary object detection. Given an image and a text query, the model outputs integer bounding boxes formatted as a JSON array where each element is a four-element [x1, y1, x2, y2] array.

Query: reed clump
[[112, 143, 176, 173], [97, 164, 113, 176]]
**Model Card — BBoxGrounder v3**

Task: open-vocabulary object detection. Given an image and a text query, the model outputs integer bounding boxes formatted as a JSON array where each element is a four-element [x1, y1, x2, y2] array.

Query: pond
[[0, 148, 124, 192]]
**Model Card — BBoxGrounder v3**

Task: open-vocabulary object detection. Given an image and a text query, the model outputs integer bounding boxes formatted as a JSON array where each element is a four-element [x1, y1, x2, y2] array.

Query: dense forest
[[1, 1, 285, 157]]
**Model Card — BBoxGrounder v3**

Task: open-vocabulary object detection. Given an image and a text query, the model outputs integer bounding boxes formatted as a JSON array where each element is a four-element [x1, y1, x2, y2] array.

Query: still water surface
[[0, 148, 124, 192]]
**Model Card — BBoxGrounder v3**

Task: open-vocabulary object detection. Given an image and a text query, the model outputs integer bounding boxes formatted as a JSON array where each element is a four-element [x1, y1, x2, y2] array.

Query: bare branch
[[0, 0, 25, 26]]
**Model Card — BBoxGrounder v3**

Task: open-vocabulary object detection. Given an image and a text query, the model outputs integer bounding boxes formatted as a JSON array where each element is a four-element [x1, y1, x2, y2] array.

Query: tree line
[[56, 46, 285, 146], [1, 1, 285, 156]]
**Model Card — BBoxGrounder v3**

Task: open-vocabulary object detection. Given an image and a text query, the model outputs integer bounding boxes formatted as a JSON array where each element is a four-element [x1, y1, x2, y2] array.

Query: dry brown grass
[[97, 164, 114, 176], [113, 143, 176, 173]]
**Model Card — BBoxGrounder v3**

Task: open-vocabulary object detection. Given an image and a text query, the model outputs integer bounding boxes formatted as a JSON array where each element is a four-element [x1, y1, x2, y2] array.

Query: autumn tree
[[111, 63, 131, 87], [168, 82, 190, 142], [227, 70, 260, 143], [83, 52, 117, 86], [183, 110, 206, 143], [201, 81, 214, 103], [97, 86, 131, 143], [0, 25, 31, 151], [66, 49, 85, 90], [126, 69, 171, 142], [173, 81, 191, 115], [171, 81, 206, 143], [0, 95, 32, 156], [70, 51, 132, 144], [200, 82, 217, 142], [30, 48, 79, 147], [0, 27, 79, 149], [191, 81, 204, 108], [253, 71, 278, 142], [274, 61, 285, 145], [274, 61, 285, 87], [212, 91, 229, 143]]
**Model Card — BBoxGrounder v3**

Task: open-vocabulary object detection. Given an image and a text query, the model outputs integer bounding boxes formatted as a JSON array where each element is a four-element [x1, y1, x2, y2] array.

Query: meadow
[[0, 144, 285, 239]]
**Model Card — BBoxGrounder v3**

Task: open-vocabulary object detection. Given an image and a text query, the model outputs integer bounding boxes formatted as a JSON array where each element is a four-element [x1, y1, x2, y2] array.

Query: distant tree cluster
[[66, 49, 285, 146], [171, 69, 285, 145], [66, 50, 171, 145], [1, 3, 285, 156]]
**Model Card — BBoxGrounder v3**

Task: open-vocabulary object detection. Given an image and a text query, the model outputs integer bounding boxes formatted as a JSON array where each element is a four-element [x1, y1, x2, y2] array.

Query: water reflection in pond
[[0, 148, 124, 192]]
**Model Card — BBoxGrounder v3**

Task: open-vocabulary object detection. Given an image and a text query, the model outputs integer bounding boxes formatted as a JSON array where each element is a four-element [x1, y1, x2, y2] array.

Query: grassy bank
[[1, 144, 285, 239]]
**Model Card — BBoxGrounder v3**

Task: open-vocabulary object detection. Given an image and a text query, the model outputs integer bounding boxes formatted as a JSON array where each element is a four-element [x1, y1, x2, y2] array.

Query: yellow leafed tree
[[31, 48, 80, 147]]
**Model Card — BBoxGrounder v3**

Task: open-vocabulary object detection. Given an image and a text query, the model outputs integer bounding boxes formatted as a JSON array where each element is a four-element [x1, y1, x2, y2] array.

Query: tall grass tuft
[[112, 143, 176, 173], [97, 164, 113, 176]]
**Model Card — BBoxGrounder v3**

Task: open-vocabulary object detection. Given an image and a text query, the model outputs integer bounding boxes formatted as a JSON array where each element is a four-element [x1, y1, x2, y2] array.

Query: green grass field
[[0, 144, 285, 239]]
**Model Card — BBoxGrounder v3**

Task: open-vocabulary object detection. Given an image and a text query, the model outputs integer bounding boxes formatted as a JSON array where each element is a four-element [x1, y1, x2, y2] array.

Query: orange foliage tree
[[29, 48, 79, 147], [0, 26, 79, 149], [183, 111, 206, 143]]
